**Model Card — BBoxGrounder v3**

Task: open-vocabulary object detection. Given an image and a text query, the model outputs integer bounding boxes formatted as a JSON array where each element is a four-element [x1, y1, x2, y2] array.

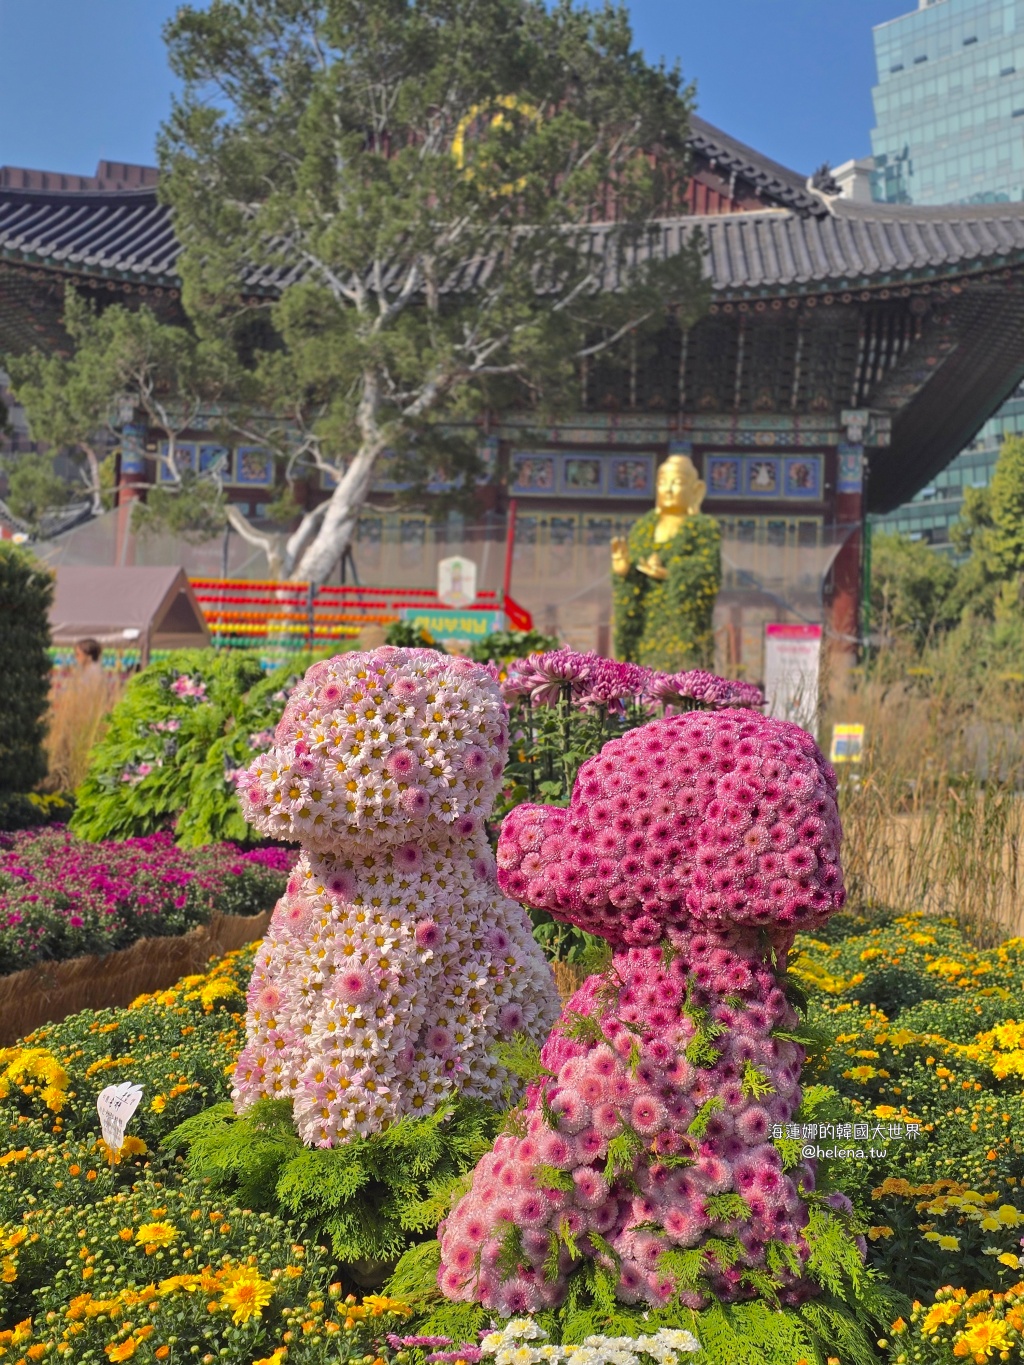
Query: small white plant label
[[97, 1081, 144, 1151]]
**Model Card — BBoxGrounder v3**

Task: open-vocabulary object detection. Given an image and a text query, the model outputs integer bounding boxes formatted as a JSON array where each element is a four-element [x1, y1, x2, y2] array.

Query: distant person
[[74, 638, 103, 673], [71, 637, 113, 702]]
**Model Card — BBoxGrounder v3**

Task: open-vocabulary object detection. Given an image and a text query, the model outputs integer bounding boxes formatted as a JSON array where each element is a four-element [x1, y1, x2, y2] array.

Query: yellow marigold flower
[[150, 1096, 167, 1114], [868, 1226, 895, 1241], [997, 1254, 1021, 1269], [158, 1274, 201, 1296], [937, 1235, 961, 1251], [105, 1341, 137, 1362], [134, 1222, 177, 1250], [954, 1315, 1013, 1359], [252, 1350, 287, 1365], [361, 1294, 412, 1316], [922, 1300, 962, 1334], [218, 1265, 274, 1324]]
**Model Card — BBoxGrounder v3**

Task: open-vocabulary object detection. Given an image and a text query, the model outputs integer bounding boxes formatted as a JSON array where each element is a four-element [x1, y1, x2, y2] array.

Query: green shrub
[[169, 1095, 500, 1267], [0, 789, 72, 832], [71, 649, 320, 846], [0, 544, 53, 808], [469, 629, 559, 663]]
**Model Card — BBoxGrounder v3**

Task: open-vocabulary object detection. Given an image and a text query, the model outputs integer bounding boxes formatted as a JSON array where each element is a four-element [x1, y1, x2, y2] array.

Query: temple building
[[2, 124, 1024, 672]]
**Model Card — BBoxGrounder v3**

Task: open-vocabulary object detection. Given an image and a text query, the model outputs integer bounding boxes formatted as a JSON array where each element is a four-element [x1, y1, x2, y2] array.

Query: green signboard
[[400, 607, 506, 642]]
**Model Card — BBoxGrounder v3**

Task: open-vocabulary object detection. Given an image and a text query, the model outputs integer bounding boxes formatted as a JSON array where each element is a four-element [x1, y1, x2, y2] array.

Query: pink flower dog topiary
[[438, 703, 847, 1314], [232, 647, 559, 1147]]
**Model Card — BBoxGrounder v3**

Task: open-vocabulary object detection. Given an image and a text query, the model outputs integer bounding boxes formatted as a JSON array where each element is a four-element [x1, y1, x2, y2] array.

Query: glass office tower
[[870, 0, 1024, 552]]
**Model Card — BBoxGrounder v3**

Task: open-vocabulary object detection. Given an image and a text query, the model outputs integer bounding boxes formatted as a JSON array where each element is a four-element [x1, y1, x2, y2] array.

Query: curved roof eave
[[6, 182, 1024, 300]]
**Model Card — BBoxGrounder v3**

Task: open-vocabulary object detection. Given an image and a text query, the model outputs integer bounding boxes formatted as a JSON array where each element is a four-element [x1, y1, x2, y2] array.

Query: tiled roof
[[5, 177, 1024, 300], [687, 115, 828, 217], [691, 197, 1024, 293], [0, 188, 179, 283]]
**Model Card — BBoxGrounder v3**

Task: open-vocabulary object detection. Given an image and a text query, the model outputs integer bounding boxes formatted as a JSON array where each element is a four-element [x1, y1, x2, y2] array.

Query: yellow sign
[[830, 723, 865, 764]]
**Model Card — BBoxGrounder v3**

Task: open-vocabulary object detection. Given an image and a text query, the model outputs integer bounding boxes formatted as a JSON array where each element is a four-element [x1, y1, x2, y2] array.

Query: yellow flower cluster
[[0, 1257, 350, 1359], [0, 1226, 33, 1286], [872, 1178, 1024, 1270], [893, 1283, 1024, 1364], [974, 1021, 1024, 1082], [129, 953, 245, 1013], [788, 942, 866, 996], [0, 1046, 69, 1113]]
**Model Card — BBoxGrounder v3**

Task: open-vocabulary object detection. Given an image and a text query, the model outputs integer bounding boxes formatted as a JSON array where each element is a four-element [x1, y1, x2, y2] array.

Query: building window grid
[[870, 1, 1024, 536]]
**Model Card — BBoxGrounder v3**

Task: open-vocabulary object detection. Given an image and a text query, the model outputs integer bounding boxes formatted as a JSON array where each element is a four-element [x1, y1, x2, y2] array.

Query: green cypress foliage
[[0, 544, 53, 804], [167, 1095, 500, 1266]]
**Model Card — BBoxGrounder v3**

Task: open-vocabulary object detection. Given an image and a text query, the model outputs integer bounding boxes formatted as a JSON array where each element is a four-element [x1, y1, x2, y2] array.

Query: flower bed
[[1, 907, 1023, 1357], [0, 830, 289, 976], [0, 947, 414, 1362]]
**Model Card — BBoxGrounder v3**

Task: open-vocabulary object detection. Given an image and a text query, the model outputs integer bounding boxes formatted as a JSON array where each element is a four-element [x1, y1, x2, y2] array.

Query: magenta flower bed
[[0, 829, 291, 976]]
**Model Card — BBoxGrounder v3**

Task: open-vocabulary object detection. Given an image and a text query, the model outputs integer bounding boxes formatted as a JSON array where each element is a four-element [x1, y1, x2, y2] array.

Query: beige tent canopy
[[49, 566, 210, 665]]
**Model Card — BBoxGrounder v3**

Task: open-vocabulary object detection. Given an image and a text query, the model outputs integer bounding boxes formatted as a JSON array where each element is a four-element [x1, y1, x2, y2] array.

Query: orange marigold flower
[[105, 1342, 137, 1362]]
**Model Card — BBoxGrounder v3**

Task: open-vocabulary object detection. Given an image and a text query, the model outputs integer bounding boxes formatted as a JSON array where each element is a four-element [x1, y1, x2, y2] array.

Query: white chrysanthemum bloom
[[232, 648, 559, 1146]]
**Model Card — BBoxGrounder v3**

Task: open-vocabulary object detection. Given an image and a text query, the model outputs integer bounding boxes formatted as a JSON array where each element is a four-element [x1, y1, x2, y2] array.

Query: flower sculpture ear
[[496, 803, 571, 915]]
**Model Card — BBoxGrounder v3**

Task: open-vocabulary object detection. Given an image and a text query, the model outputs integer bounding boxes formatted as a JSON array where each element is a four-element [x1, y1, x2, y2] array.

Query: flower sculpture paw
[[439, 703, 847, 1313], [232, 647, 559, 1147]]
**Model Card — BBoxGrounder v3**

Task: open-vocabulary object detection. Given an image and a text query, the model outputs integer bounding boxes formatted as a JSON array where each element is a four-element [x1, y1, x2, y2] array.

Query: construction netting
[[32, 509, 857, 680]]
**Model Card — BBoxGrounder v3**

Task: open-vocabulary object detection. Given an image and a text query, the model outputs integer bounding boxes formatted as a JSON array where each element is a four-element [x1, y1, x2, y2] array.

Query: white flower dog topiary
[[233, 647, 559, 1147]]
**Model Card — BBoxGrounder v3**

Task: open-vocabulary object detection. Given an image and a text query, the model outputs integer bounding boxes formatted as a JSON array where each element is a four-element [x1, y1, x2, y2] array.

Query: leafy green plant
[[384, 621, 446, 650], [469, 630, 559, 664], [387, 1211, 902, 1365], [71, 649, 324, 845], [168, 1095, 501, 1266], [0, 544, 53, 816]]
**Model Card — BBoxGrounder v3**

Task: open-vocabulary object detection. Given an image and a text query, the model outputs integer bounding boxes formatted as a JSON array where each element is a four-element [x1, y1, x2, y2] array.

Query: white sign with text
[[764, 623, 822, 737], [97, 1081, 143, 1152]]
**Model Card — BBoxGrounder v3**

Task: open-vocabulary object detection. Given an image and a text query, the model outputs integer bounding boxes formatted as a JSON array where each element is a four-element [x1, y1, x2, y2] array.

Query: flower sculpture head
[[241, 646, 509, 854], [232, 647, 558, 1147], [497, 708, 843, 949], [439, 702, 850, 1315]]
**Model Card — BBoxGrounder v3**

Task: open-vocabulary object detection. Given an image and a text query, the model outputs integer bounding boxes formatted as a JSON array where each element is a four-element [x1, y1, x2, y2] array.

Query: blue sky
[[0, 0, 910, 179]]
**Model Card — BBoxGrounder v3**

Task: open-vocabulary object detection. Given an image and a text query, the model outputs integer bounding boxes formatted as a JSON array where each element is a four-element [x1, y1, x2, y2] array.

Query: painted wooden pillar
[[829, 444, 865, 663]]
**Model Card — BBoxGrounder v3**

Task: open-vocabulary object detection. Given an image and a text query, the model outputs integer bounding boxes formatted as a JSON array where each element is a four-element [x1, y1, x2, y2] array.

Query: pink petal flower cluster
[[233, 647, 560, 1146], [439, 700, 846, 1312], [646, 671, 764, 712], [501, 650, 763, 716]]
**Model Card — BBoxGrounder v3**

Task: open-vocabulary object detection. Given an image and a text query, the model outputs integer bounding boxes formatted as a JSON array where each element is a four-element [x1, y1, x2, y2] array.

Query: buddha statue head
[[655, 454, 705, 518]]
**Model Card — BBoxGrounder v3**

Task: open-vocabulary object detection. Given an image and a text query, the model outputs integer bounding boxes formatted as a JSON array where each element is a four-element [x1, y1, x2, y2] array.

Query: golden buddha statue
[[610, 454, 721, 670]]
